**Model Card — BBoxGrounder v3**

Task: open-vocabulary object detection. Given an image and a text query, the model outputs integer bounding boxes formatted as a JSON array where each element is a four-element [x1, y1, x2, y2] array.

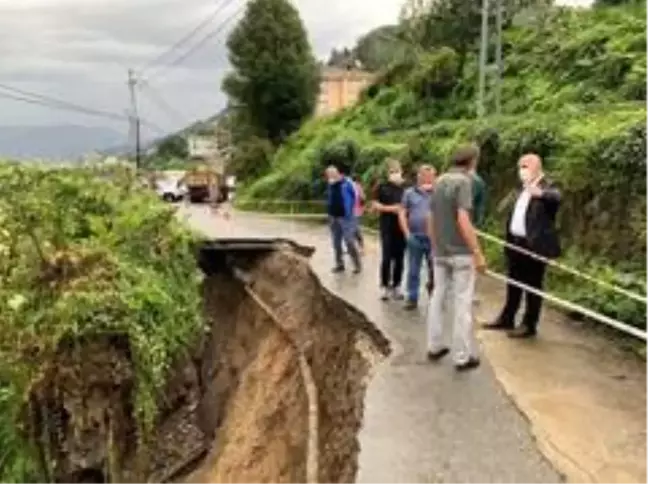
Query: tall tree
[[353, 25, 408, 71], [223, 0, 319, 145], [399, 0, 543, 74], [156, 134, 188, 159]]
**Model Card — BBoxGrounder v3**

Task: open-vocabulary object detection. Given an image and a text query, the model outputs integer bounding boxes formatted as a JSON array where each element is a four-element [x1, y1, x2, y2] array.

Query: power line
[[0, 83, 128, 121], [0, 84, 165, 136], [139, 79, 188, 125], [138, 0, 236, 75], [144, 0, 245, 82], [0, 85, 128, 122]]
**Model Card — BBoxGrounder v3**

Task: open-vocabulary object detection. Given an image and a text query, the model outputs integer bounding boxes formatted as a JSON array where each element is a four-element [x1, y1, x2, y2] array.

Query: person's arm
[[372, 184, 400, 213], [456, 180, 486, 271], [343, 180, 356, 217], [528, 181, 561, 214], [473, 177, 486, 228], [398, 191, 410, 238], [426, 212, 435, 248]]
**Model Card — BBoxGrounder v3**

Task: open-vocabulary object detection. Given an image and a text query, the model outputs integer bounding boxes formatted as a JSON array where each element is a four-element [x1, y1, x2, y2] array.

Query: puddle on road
[[32, 240, 390, 483]]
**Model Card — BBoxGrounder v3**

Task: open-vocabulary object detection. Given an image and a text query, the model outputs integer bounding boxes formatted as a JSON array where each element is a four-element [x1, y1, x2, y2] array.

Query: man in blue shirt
[[399, 165, 436, 309], [326, 165, 361, 274]]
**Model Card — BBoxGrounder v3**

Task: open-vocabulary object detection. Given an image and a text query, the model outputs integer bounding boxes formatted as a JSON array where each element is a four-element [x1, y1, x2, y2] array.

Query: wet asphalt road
[[182, 206, 561, 483]]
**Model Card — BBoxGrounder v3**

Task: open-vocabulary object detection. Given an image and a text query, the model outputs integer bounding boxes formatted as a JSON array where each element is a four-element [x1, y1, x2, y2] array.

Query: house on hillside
[[315, 66, 377, 117]]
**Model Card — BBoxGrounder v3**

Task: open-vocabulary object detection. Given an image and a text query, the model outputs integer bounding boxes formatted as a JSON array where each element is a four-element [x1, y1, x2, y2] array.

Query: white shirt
[[509, 189, 531, 237]]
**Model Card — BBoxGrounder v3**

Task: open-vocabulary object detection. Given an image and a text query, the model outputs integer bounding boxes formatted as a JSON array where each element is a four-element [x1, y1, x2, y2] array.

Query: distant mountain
[[0, 125, 128, 160]]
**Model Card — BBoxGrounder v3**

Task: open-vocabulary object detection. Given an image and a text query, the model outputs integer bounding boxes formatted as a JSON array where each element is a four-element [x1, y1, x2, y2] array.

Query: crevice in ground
[[25, 239, 391, 483]]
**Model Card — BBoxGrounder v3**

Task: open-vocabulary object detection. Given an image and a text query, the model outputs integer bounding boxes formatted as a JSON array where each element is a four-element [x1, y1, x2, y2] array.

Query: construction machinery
[[182, 165, 220, 203]]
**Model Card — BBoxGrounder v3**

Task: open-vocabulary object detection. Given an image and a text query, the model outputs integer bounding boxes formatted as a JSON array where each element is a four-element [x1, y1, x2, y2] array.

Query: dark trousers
[[355, 225, 364, 249], [499, 236, 547, 331], [380, 230, 405, 288]]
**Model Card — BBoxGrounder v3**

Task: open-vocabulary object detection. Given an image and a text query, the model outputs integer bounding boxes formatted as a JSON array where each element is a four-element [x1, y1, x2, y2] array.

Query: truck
[[182, 166, 220, 203]]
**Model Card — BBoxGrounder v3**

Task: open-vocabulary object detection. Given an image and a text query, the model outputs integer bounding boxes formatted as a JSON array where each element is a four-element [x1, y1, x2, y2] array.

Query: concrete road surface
[[182, 206, 562, 483]]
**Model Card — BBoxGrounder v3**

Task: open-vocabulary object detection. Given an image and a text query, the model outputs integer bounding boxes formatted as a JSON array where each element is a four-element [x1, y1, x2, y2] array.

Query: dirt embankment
[[28, 240, 390, 483]]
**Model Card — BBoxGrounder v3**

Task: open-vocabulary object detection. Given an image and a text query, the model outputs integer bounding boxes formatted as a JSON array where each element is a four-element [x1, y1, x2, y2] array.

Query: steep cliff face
[[25, 240, 390, 483]]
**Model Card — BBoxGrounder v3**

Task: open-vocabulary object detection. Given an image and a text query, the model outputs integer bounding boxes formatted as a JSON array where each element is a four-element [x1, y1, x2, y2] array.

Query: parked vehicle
[[182, 166, 219, 203], [155, 178, 187, 202]]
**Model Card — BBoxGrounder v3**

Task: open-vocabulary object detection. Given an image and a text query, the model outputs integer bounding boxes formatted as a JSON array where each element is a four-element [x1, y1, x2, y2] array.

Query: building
[[187, 134, 219, 160], [315, 67, 377, 117]]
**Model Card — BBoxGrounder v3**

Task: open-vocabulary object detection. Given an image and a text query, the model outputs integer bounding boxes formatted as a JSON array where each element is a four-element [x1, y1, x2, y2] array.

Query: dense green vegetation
[[0, 164, 203, 482], [223, 0, 319, 145], [238, 3, 647, 329]]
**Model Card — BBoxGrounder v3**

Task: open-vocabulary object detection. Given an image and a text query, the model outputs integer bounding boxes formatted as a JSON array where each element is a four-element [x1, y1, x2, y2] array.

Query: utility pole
[[127, 68, 141, 169], [477, 0, 504, 118], [495, 0, 503, 115], [477, 0, 489, 118]]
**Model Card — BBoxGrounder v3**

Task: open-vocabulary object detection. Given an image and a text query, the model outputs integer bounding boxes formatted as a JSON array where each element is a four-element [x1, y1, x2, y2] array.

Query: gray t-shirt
[[430, 169, 473, 257], [402, 186, 431, 235]]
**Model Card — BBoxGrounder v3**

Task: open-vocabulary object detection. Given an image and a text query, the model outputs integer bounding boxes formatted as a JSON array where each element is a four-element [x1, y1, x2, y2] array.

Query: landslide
[[0, 165, 390, 483], [186, 241, 390, 483], [32, 241, 389, 483]]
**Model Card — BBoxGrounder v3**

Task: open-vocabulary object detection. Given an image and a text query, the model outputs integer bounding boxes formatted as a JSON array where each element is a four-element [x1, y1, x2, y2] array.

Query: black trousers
[[499, 236, 547, 331], [380, 230, 406, 288]]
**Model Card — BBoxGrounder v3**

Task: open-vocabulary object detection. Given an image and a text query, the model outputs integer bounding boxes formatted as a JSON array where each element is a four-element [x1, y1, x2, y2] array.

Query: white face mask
[[420, 183, 434, 191], [518, 167, 532, 184], [388, 172, 403, 184]]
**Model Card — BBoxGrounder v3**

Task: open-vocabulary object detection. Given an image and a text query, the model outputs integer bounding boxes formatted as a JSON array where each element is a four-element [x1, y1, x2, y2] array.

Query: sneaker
[[352, 264, 362, 274], [380, 287, 390, 301], [404, 300, 418, 311], [426, 348, 449, 362], [391, 288, 405, 300], [455, 357, 481, 372]]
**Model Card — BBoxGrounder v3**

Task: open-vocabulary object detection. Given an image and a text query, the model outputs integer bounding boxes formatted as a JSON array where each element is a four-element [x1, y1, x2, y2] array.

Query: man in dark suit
[[484, 153, 561, 338]]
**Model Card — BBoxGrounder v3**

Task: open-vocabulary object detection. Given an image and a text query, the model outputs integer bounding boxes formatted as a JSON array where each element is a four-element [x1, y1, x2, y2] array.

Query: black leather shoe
[[455, 357, 481, 372], [404, 300, 418, 311], [426, 348, 449, 362], [482, 320, 514, 331], [331, 266, 345, 273], [507, 326, 537, 339]]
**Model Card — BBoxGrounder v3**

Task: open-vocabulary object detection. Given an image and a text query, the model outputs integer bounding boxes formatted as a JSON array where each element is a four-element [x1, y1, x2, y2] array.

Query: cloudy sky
[[0, 0, 592, 142]]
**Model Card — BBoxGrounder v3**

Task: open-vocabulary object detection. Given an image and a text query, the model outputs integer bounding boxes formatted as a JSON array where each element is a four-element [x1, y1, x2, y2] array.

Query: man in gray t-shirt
[[425, 144, 486, 372]]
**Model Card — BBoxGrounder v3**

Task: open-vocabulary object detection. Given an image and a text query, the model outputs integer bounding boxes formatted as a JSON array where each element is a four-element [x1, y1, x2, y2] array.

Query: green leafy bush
[[0, 164, 203, 482]]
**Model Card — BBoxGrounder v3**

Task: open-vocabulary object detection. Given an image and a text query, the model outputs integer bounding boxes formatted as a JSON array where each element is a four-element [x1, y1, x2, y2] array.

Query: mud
[[27, 240, 390, 483]]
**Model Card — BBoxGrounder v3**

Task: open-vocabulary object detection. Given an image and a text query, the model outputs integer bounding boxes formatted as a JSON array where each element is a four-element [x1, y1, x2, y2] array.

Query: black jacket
[[502, 178, 561, 259]]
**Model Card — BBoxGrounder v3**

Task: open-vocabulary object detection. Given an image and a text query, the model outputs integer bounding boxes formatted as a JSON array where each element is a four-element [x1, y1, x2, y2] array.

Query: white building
[[187, 135, 219, 160]]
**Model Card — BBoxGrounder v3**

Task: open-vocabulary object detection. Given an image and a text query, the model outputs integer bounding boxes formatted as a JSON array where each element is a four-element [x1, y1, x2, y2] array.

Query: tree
[[223, 0, 319, 145], [156, 134, 188, 160], [399, 0, 542, 75], [353, 25, 408, 72]]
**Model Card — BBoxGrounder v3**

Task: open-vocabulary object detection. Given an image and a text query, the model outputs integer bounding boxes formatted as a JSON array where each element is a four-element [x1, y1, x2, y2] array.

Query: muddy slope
[[24, 240, 390, 483], [188, 245, 391, 483]]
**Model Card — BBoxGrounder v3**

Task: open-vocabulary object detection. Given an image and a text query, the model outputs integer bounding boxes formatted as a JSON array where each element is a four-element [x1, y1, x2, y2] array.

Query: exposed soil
[[26, 239, 390, 483]]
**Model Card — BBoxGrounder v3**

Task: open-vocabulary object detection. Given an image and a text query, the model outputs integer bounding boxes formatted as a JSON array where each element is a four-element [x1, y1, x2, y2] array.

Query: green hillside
[[239, 4, 647, 330]]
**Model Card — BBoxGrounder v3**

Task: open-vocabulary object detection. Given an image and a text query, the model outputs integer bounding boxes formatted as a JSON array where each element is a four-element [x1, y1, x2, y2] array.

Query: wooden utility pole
[[127, 68, 141, 169]]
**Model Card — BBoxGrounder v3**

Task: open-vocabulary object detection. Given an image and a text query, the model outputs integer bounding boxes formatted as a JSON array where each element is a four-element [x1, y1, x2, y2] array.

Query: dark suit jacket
[[503, 178, 562, 259]]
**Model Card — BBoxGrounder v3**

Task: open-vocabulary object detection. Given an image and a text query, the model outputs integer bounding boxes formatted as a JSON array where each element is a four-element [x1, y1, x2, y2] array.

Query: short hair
[[452, 144, 480, 168], [385, 158, 401, 172], [418, 164, 435, 175]]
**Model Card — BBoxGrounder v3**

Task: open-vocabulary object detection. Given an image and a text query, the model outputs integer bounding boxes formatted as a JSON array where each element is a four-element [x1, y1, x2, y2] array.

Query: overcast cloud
[[0, 0, 592, 142]]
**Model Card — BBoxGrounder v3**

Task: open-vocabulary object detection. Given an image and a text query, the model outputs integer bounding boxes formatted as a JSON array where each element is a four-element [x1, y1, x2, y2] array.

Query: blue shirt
[[326, 176, 356, 219], [402, 186, 431, 235]]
